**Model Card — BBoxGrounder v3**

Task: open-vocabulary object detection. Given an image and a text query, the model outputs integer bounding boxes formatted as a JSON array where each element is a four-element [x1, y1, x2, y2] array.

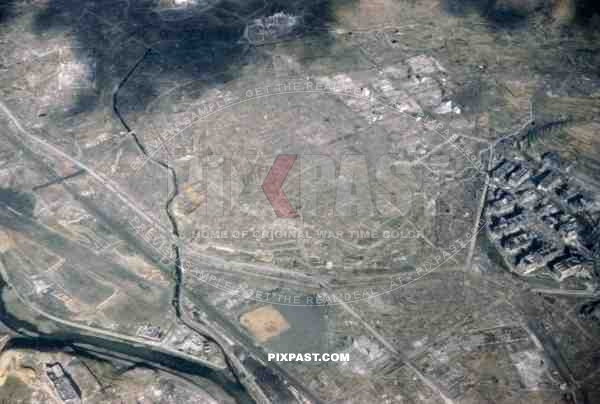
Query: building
[[507, 166, 531, 187], [557, 216, 579, 242], [179, 334, 208, 357], [548, 255, 593, 282], [244, 12, 299, 45], [136, 324, 163, 341], [535, 241, 561, 259], [490, 210, 526, 238], [536, 201, 560, 216], [514, 240, 560, 276], [517, 188, 539, 206], [489, 187, 505, 200], [501, 231, 535, 254], [515, 252, 546, 275], [491, 160, 518, 182], [537, 171, 563, 192], [487, 192, 515, 216], [46, 363, 81, 404]]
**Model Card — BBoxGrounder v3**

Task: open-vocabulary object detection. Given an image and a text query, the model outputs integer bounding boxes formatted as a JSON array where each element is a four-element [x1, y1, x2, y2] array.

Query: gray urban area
[[0, 0, 600, 404]]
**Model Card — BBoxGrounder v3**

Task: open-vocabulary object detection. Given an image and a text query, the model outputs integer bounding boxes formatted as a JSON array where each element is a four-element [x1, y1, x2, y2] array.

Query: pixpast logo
[[187, 154, 416, 218]]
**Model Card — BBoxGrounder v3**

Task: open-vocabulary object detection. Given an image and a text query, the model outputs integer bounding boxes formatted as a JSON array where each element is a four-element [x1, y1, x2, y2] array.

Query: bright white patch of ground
[[510, 350, 547, 389]]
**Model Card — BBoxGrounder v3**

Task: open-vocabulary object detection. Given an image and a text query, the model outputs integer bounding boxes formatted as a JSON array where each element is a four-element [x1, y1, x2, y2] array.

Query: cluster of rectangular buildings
[[486, 154, 597, 282]]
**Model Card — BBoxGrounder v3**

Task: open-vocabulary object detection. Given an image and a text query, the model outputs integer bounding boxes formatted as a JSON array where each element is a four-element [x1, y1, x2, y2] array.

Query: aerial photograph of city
[[0, 0, 599, 403]]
